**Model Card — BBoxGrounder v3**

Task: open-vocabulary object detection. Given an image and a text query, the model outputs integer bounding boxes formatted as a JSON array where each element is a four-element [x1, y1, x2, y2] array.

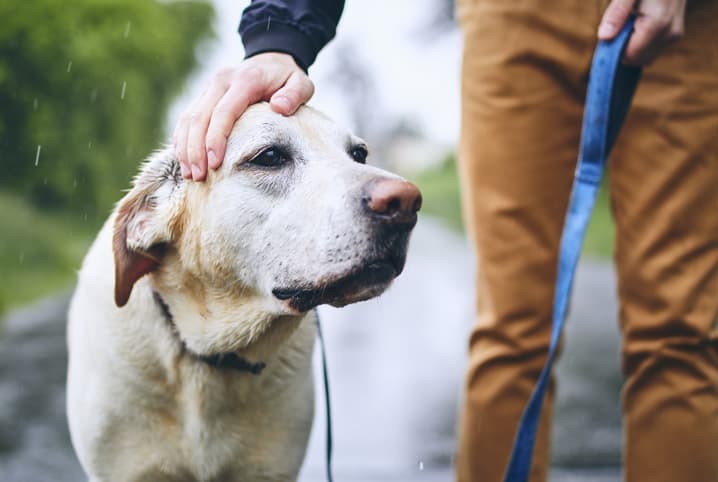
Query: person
[[172, 1, 718, 481]]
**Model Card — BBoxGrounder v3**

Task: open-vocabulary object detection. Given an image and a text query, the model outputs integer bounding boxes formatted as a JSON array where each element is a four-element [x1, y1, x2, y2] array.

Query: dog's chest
[[111, 357, 314, 482]]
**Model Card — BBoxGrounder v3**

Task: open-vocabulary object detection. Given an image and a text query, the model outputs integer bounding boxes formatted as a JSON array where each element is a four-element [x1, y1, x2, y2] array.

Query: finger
[[206, 83, 265, 170], [623, 15, 669, 65], [598, 0, 636, 39], [269, 72, 315, 116], [186, 83, 230, 181], [173, 112, 192, 179]]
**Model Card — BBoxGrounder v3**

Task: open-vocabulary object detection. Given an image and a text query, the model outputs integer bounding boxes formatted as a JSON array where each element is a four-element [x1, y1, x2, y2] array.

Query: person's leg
[[610, 3, 718, 481], [455, 1, 601, 480]]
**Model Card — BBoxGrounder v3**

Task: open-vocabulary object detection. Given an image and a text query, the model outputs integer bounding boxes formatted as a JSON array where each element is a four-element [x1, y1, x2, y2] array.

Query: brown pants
[[455, 1, 718, 481]]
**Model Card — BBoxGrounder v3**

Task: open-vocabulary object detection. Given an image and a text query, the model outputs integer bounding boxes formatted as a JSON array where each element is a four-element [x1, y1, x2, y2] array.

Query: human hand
[[598, 0, 686, 66], [173, 52, 314, 181]]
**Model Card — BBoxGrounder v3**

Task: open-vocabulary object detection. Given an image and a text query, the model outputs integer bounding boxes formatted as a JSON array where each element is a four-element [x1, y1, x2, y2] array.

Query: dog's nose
[[362, 178, 422, 226]]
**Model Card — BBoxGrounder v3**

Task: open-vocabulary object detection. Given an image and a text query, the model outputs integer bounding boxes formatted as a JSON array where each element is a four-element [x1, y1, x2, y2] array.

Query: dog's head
[[113, 103, 421, 320]]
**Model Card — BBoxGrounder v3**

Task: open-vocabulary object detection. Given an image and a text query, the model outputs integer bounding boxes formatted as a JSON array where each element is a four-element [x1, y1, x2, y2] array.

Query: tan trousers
[[455, 1, 718, 481]]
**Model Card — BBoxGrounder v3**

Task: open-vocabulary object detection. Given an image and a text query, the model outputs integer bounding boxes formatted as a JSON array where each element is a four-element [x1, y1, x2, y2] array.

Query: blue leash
[[503, 19, 641, 482]]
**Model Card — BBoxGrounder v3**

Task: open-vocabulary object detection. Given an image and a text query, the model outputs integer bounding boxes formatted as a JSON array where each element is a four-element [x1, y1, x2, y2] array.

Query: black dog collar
[[152, 291, 266, 375]]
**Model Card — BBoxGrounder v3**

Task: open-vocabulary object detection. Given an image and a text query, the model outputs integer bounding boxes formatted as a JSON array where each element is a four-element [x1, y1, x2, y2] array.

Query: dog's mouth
[[272, 256, 404, 312]]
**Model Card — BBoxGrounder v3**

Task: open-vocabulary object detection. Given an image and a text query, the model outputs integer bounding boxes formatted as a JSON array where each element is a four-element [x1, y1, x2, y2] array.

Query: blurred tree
[[0, 0, 213, 215], [423, 0, 456, 35], [327, 42, 376, 141]]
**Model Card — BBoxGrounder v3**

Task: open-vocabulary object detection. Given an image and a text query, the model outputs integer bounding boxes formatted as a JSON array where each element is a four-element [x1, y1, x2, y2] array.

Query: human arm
[[174, 0, 345, 181]]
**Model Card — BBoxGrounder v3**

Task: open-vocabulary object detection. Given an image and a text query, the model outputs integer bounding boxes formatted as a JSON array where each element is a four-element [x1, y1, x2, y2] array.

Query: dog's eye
[[350, 145, 368, 164], [249, 147, 290, 168]]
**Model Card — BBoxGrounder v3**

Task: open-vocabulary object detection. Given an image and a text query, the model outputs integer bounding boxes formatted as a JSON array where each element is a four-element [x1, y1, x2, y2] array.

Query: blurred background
[[0, 0, 624, 480]]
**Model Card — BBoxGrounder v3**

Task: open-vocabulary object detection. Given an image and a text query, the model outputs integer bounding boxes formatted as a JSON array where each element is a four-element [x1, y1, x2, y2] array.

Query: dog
[[66, 102, 422, 481]]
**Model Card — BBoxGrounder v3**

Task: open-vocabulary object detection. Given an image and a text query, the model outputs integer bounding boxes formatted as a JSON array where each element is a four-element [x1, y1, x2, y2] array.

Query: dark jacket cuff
[[241, 22, 319, 72]]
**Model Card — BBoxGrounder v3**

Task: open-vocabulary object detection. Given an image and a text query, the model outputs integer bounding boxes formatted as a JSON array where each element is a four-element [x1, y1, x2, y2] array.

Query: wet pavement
[[0, 218, 624, 481]]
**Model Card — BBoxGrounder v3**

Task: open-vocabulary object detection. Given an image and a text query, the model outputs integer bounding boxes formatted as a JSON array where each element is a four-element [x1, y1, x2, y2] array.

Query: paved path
[[0, 219, 624, 481]]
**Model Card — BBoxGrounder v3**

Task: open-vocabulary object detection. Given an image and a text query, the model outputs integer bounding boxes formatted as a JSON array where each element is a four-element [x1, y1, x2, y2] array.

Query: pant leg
[[455, 1, 602, 480], [609, 2, 718, 481]]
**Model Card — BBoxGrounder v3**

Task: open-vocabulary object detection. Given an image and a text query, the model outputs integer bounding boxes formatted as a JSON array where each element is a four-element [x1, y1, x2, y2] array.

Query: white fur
[[67, 104, 413, 481]]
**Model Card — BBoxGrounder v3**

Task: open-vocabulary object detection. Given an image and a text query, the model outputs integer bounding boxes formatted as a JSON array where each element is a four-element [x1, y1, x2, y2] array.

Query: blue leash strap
[[316, 313, 334, 482], [503, 19, 641, 482]]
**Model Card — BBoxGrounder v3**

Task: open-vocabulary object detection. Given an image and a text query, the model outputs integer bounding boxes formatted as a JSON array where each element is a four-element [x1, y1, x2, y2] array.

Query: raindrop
[[34, 144, 41, 166], [418, 461, 424, 471], [19, 251, 25, 264], [90, 88, 98, 103], [67, 60, 73, 73], [124, 21, 132, 39], [120, 81, 127, 100], [88, 140, 93, 149], [73, 178, 78, 188], [33, 97, 38, 110]]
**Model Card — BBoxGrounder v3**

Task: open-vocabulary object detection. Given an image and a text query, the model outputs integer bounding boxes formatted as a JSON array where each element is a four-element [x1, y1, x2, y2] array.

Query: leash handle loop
[[502, 18, 641, 482]]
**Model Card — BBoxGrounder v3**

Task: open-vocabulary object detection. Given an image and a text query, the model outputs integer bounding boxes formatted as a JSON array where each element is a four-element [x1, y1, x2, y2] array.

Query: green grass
[[409, 155, 615, 259], [583, 182, 614, 259], [0, 191, 99, 312]]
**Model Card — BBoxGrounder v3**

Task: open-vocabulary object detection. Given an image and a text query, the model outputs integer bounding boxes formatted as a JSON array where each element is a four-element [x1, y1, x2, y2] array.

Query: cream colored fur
[[67, 104, 412, 481]]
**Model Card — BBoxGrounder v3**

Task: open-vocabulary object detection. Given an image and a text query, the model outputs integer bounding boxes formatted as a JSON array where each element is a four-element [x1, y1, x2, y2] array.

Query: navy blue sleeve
[[239, 0, 345, 72]]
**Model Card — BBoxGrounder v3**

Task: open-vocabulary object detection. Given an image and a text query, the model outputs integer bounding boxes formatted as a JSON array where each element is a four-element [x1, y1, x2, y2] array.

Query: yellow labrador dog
[[66, 103, 421, 481]]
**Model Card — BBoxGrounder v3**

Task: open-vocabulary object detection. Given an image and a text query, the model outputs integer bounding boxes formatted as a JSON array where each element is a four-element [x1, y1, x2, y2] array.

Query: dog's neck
[[152, 291, 267, 375], [147, 262, 307, 369]]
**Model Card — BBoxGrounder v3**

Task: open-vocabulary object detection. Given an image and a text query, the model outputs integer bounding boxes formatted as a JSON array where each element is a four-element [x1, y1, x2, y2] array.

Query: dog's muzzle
[[273, 177, 422, 312]]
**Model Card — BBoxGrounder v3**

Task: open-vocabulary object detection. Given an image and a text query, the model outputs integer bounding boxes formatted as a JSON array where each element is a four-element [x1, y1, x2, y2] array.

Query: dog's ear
[[113, 149, 183, 307], [112, 193, 167, 307]]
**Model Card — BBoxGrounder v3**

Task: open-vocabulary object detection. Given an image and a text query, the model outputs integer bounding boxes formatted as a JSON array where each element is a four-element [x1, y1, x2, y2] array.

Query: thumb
[[598, 0, 635, 39]]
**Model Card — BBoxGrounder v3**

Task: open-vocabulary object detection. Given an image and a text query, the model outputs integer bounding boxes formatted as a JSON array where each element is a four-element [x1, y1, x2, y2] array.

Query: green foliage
[[410, 155, 615, 258], [410, 154, 465, 232], [0, 191, 96, 309], [0, 0, 213, 313], [0, 0, 213, 216]]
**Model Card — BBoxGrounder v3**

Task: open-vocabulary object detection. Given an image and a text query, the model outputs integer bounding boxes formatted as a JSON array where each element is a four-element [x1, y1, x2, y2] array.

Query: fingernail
[[207, 149, 217, 168], [180, 163, 189, 178], [191, 164, 201, 180], [598, 22, 615, 38], [273, 96, 290, 113]]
